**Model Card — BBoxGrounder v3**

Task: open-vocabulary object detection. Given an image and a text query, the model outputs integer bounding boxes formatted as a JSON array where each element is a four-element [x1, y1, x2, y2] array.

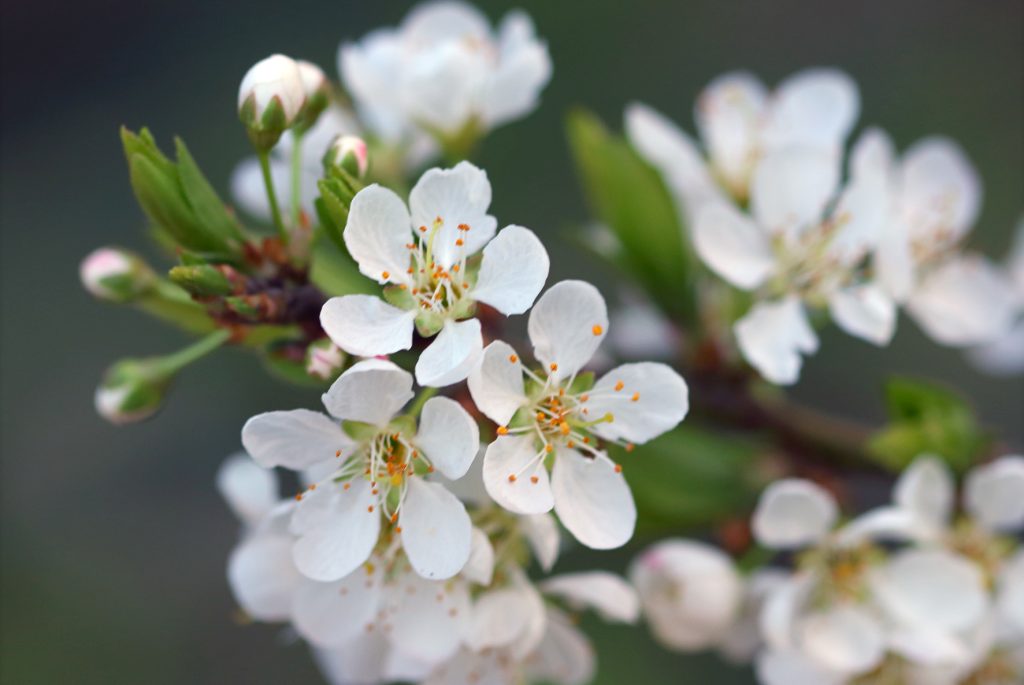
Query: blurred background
[[1, 0, 1021, 683]]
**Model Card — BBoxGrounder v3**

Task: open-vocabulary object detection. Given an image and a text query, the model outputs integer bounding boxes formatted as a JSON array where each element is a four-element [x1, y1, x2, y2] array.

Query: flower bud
[[94, 359, 171, 425], [294, 60, 331, 132], [80, 247, 154, 303], [324, 135, 369, 179], [629, 539, 743, 652], [238, 54, 306, 150], [305, 340, 346, 381]]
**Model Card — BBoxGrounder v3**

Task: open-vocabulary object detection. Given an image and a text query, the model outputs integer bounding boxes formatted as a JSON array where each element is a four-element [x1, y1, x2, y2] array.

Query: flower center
[[397, 216, 474, 316]]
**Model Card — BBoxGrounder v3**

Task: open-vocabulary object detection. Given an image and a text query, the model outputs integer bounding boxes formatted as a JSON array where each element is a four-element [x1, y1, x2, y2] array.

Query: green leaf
[[174, 138, 245, 245], [868, 376, 989, 473], [566, 108, 696, 323], [309, 239, 376, 297], [615, 425, 762, 534]]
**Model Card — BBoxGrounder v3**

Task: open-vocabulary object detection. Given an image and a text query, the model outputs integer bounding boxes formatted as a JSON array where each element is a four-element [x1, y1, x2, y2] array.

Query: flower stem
[[407, 387, 440, 417], [289, 130, 304, 228], [154, 329, 232, 375], [258, 150, 288, 243]]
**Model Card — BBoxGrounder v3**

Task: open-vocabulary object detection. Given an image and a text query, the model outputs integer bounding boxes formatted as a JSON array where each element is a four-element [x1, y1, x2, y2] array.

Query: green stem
[[258, 150, 288, 243], [407, 387, 439, 417], [154, 329, 232, 375], [136, 280, 216, 334], [290, 130, 305, 228]]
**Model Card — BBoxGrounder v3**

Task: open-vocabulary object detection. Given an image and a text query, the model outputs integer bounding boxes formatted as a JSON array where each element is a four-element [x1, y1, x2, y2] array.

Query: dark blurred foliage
[[1, 1, 1021, 683]]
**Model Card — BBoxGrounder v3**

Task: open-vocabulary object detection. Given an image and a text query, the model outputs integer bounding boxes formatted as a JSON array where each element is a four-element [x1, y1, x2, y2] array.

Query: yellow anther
[[559, 421, 570, 436], [509, 354, 518, 363], [604, 413, 615, 423], [549, 363, 558, 372], [508, 474, 517, 483], [580, 394, 589, 402], [631, 392, 640, 402], [545, 444, 554, 453], [614, 381, 624, 392], [592, 325, 603, 336], [530, 476, 539, 484], [456, 238, 464, 246], [497, 426, 509, 436], [625, 443, 635, 453], [367, 505, 375, 513], [382, 271, 390, 279], [614, 464, 623, 474]]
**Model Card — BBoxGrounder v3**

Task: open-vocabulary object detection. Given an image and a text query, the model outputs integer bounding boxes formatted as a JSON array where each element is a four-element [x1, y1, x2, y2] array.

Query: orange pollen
[[406, 243, 415, 249], [419, 226, 427, 232], [399, 284, 407, 290], [508, 474, 517, 483], [580, 394, 589, 402], [407, 267, 414, 274], [335, 450, 341, 457], [294, 493, 303, 501], [427, 466, 435, 473], [559, 421, 570, 435], [462, 282, 469, 288], [530, 476, 539, 484], [309, 483, 317, 490], [497, 426, 509, 436], [567, 440, 575, 448], [452, 264, 460, 272], [381, 271, 389, 279], [614, 464, 623, 473], [509, 354, 518, 363], [583, 437, 591, 444], [367, 505, 375, 513], [458, 223, 470, 231], [545, 444, 554, 453], [343, 483, 351, 490], [631, 392, 640, 402], [592, 325, 603, 336], [549, 363, 558, 372], [391, 513, 398, 523], [625, 443, 635, 453], [395, 526, 403, 534], [614, 381, 624, 391], [455, 239, 464, 246]]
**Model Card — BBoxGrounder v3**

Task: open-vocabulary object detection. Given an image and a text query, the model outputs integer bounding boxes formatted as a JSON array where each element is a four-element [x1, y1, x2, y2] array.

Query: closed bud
[[325, 135, 369, 179], [94, 358, 171, 425], [168, 264, 238, 297], [238, 54, 306, 150], [294, 60, 331, 132], [305, 339, 346, 381], [80, 247, 154, 303]]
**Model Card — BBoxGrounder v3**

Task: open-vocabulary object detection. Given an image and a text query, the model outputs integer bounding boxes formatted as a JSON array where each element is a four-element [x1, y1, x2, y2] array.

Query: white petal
[[551, 448, 635, 550], [828, 134, 893, 261], [482, 436, 553, 514], [693, 202, 776, 289], [292, 478, 381, 581], [897, 137, 981, 244], [414, 396, 480, 479], [752, 479, 837, 549], [541, 572, 640, 624], [798, 605, 885, 675], [321, 358, 413, 427], [480, 12, 552, 127], [528, 280, 608, 381], [389, 573, 470, 664], [414, 318, 484, 387], [399, 43, 484, 135], [763, 68, 859, 152], [312, 632, 390, 685], [997, 550, 1024, 633], [751, 147, 840, 239], [967, 319, 1024, 376], [694, 72, 767, 195], [908, 255, 1018, 346], [869, 548, 988, 632], [760, 572, 815, 649], [587, 362, 689, 444], [400, 478, 472, 580], [829, 283, 897, 346], [343, 184, 414, 285], [462, 527, 495, 586], [964, 455, 1024, 532], [241, 409, 348, 470], [463, 583, 539, 651], [624, 102, 723, 222], [734, 297, 819, 386], [526, 607, 596, 685], [521, 513, 560, 572], [217, 453, 278, 526], [320, 295, 416, 357], [292, 571, 381, 647], [467, 340, 528, 426], [894, 455, 954, 528], [756, 648, 846, 685], [628, 539, 743, 651], [227, 533, 302, 621], [471, 225, 550, 315], [836, 506, 931, 546], [409, 162, 497, 268]]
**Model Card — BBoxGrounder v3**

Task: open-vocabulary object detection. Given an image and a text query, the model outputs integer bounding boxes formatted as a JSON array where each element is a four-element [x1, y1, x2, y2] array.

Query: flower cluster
[[629, 69, 1021, 384], [631, 454, 1024, 684]]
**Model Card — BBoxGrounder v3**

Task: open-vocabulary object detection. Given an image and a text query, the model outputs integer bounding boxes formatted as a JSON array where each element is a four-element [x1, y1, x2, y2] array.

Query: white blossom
[[468, 280, 689, 549], [241, 359, 480, 582], [967, 218, 1024, 375], [321, 162, 549, 387], [238, 54, 307, 124], [339, 1, 551, 142]]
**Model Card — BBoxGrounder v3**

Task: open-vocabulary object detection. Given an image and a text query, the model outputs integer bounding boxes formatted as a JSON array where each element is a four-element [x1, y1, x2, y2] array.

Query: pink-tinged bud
[[238, 54, 306, 149], [326, 135, 369, 179], [296, 60, 329, 101], [80, 247, 154, 303], [306, 340, 346, 380]]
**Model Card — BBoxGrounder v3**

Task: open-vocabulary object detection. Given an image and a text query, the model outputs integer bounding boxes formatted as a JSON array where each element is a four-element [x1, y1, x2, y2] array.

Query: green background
[[1, 1, 1021, 683]]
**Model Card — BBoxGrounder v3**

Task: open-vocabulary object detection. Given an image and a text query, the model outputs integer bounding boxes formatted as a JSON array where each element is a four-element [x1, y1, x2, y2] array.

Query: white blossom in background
[[869, 134, 1018, 347], [625, 68, 859, 225], [232, 104, 360, 221], [968, 218, 1024, 375], [339, 1, 552, 144], [468, 280, 689, 549], [629, 539, 743, 652], [321, 162, 550, 387], [693, 129, 896, 384], [241, 359, 480, 582]]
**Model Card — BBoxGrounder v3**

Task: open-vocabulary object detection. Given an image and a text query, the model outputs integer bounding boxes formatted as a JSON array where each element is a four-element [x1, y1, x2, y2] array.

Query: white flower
[[467, 280, 689, 549], [868, 135, 1018, 347], [231, 105, 360, 222], [968, 218, 1024, 375], [693, 131, 896, 385], [625, 68, 859, 223], [718, 569, 790, 664], [629, 539, 743, 652], [241, 359, 479, 582], [238, 54, 307, 126], [339, 1, 552, 141], [321, 162, 549, 387]]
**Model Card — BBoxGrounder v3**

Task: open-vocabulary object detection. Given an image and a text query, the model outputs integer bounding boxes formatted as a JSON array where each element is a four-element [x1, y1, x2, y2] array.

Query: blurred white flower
[[468, 280, 689, 549], [967, 218, 1024, 375], [339, 1, 551, 143], [80, 247, 153, 303], [629, 539, 743, 652], [625, 68, 859, 224], [321, 162, 549, 387], [241, 359, 479, 582]]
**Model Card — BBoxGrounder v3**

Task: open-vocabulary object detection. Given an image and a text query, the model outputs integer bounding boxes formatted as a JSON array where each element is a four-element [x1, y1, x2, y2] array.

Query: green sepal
[[309, 238, 376, 297], [343, 420, 379, 442], [382, 285, 416, 310], [173, 138, 246, 244], [389, 415, 417, 438], [415, 311, 444, 337], [568, 372, 596, 395], [168, 264, 234, 297]]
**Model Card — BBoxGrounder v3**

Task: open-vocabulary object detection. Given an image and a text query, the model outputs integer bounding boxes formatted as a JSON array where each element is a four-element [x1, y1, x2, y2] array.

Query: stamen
[[549, 363, 558, 372], [614, 381, 624, 391], [497, 426, 509, 436], [631, 392, 640, 402], [509, 354, 518, 363], [592, 325, 603, 336]]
